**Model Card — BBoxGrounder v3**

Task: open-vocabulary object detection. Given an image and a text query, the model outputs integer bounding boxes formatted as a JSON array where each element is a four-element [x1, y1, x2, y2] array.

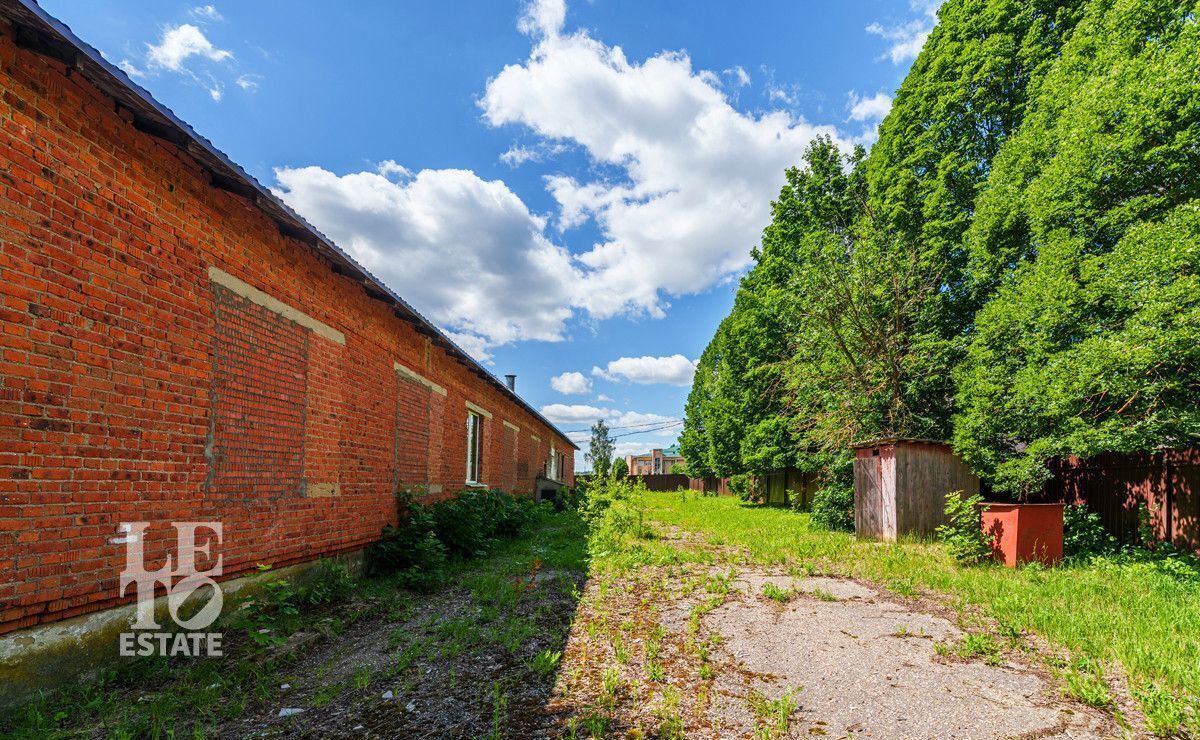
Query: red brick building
[[0, 0, 575, 644]]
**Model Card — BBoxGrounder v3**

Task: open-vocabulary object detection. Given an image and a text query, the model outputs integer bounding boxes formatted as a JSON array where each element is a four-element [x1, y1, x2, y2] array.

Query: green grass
[[761, 582, 794, 603], [3, 509, 588, 739], [639, 492, 1200, 736], [747, 687, 799, 740]]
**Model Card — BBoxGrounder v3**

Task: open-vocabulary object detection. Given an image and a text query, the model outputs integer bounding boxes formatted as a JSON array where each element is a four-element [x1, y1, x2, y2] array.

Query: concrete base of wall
[[0, 550, 366, 711]]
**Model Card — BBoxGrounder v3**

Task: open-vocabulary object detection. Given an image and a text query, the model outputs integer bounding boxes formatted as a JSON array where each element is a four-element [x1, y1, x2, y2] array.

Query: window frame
[[466, 410, 484, 485]]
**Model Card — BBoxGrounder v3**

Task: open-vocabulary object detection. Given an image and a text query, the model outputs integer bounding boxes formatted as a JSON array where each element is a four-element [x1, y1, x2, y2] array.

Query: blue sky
[[42, 0, 934, 467]]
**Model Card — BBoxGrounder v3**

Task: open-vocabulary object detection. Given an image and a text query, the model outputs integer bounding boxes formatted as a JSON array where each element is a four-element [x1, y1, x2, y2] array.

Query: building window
[[466, 411, 484, 484], [548, 445, 558, 480]]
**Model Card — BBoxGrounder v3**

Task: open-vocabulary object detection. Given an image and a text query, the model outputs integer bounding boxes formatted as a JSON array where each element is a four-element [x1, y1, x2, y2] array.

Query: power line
[[567, 419, 684, 440], [611, 420, 682, 439], [561, 417, 683, 434]]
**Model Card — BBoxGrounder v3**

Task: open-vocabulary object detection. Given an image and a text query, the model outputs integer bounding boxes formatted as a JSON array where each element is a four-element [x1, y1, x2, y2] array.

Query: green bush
[[367, 491, 441, 576], [394, 531, 449, 591], [430, 488, 541, 558], [729, 473, 757, 502], [1063, 503, 1118, 560], [582, 475, 652, 554], [431, 490, 492, 558], [810, 483, 854, 532], [368, 488, 540, 588], [937, 492, 994, 565]]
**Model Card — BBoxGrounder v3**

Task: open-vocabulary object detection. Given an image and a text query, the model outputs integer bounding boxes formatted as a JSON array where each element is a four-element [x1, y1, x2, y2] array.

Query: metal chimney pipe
[[504, 374, 516, 391]]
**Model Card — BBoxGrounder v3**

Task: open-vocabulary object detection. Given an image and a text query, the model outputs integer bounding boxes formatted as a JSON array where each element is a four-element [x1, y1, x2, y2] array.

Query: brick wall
[[0, 26, 573, 635]]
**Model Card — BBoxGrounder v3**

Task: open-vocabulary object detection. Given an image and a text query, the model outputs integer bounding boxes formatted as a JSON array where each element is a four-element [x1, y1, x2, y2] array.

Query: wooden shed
[[853, 438, 979, 541]]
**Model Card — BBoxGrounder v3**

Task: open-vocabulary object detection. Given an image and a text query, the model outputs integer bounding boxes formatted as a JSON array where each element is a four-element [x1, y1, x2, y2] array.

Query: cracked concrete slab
[[705, 574, 1117, 739]]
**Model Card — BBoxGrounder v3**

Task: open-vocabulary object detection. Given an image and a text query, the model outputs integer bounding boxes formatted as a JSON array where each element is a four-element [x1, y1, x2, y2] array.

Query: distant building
[[626, 445, 686, 475]]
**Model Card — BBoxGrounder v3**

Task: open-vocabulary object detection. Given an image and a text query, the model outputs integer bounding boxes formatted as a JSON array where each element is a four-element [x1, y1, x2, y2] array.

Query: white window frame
[[466, 411, 484, 485]]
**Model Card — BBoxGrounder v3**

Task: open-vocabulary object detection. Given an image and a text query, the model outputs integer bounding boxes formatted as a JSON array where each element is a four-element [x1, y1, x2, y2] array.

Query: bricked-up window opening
[[466, 411, 484, 484], [207, 283, 308, 498], [548, 444, 559, 480], [395, 374, 432, 490]]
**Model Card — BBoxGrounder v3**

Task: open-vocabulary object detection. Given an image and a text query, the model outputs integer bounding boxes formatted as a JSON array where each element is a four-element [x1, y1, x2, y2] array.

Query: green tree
[[683, 0, 1086, 481], [611, 457, 629, 478], [585, 419, 615, 477], [863, 0, 1087, 440], [680, 137, 865, 477], [954, 0, 1200, 493]]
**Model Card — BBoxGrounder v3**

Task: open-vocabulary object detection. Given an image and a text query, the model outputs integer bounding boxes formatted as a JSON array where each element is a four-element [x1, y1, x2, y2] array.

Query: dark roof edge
[[4, 0, 578, 450]]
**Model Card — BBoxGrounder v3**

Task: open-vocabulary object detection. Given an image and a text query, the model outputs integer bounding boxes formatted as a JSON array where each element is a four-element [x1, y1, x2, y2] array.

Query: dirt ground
[[204, 529, 1123, 739]]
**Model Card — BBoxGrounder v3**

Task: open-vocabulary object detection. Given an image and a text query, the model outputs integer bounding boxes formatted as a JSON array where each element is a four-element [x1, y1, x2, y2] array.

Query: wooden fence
[[757, 468, 819, 508], [626, 474, 692, 491], [1044, 449, 1200, 554], [688, 476, 732, 496]]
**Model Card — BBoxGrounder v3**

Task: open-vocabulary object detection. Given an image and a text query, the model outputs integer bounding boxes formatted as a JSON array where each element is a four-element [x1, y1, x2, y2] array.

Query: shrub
[[431, 490, 493, 558], [1063, 503, 1118, 559], [810, 483, 855, 532], [583, 475, 652, 554], [937, 491, 994, 565], [729, 473, 758, 502], [368, 488, 540, 588], [367, 491, 441, 576], [394, 531, 449, 591], [430, 488, 541, 558]]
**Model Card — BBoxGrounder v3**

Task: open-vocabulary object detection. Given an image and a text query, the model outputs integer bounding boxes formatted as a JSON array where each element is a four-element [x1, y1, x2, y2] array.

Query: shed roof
[[0, 0, 577, 449]]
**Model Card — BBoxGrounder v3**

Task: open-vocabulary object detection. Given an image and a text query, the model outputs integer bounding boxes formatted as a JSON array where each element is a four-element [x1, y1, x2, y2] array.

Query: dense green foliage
[[586, 419, 615, 477], [808, 482, 855, 532], [954, 0, 1200, 492], [683, 0, 1199, 499], [1063, 503, 1120, 559], [368, 489, 543, 588], [581, 475, 653, 555], [937, 493, 995, 564]]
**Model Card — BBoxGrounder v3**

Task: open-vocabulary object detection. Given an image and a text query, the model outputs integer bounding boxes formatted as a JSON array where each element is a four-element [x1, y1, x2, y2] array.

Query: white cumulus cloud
[[551, 371, 593, 395], [189, 5, 223, 22], [482, 0, 847, 320], [848, 91, 893, 122], [867, 0, 943, 65], [541, 404, 677, 429], [272, 165, 579, 360], [592, 355, 696, 386], [147, 24, 232, 72], [541, 404, 610, 425]]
